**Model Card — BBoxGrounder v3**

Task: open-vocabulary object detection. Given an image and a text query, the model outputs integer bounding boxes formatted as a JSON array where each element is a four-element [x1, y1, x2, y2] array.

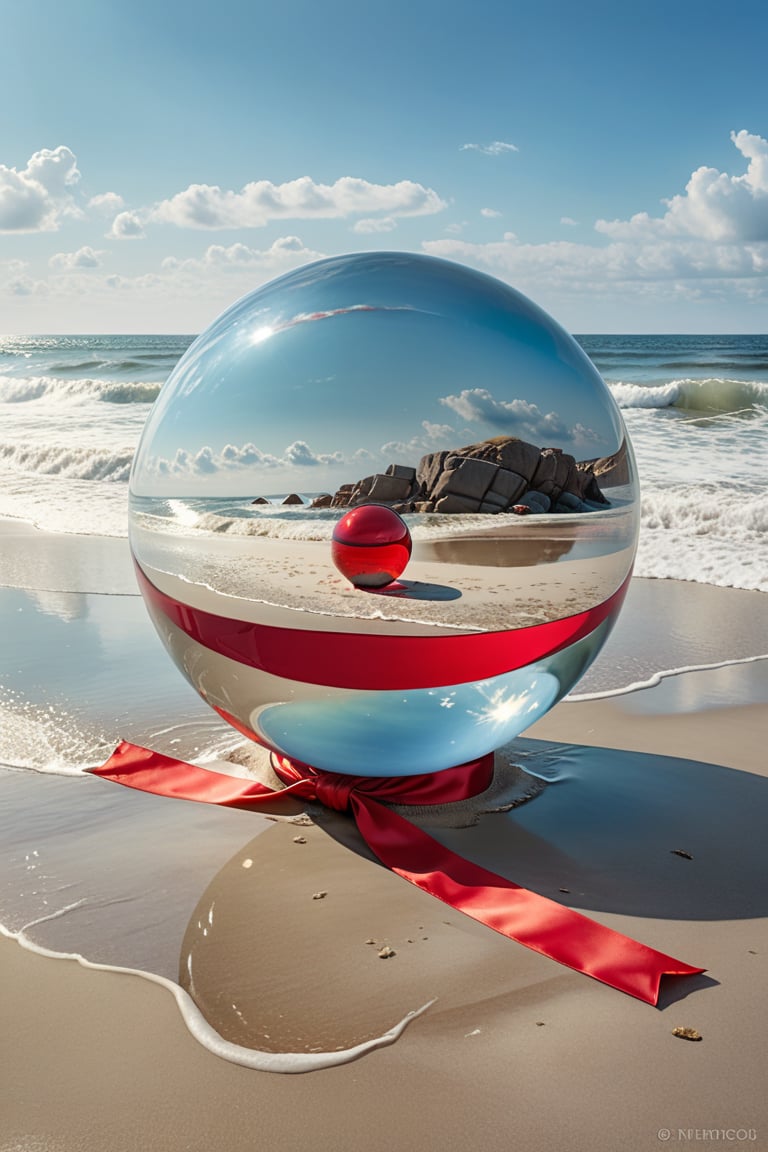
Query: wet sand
[[1, 519, 767, 1150]]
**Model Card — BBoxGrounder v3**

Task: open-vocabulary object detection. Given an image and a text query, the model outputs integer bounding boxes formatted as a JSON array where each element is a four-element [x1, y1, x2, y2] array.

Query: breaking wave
[[609, 377, 768, 413], [0, 375, 161, 405], [0, 442, 134, 481]]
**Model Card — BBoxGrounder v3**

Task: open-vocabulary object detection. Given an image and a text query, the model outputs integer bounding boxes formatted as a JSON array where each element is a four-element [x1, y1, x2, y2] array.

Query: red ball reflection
[[331, 504, 413, 589]]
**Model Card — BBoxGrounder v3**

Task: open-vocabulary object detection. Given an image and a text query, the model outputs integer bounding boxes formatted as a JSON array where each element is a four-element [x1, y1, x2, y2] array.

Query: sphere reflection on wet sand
[[129, 252, 639, 775]]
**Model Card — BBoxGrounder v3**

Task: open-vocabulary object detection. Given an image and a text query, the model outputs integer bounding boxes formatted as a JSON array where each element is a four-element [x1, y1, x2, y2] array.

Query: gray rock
[[385, 463, 417, 481], [327, 434, 608, 516], [434, 493, 481, 513], [481, 489, 511, 509], [416, 450, 451, 494], [516, 490, 551, 513], [487, 467, 527, 505], [554, 491, 592, 513], [431, 455, 499, 502], [368, 473, 414, 502]]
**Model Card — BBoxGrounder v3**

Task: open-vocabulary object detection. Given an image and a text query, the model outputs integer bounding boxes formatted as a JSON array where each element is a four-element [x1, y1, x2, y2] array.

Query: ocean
[[1, 332, 766, 591], [2, 330, 767, 1075]]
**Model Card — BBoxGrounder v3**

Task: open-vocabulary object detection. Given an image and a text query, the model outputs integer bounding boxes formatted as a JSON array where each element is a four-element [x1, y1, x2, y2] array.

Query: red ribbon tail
[[89, 740, 309, 807], [91, 743, 705, 1006], [350, 794, 704, 1005]]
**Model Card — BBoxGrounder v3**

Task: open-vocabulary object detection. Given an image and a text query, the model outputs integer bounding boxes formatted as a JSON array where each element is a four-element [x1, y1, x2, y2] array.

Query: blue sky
[[2, 0, 767, 334]]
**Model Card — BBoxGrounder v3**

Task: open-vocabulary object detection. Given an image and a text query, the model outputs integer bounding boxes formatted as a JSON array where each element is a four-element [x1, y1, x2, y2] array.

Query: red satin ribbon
[[92, 741, 703, 1004], [135, 562, 631, 690]]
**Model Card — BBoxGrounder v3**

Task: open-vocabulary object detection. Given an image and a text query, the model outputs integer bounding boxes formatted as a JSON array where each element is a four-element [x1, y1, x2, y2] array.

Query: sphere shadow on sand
[[365, 579, 463, 602], [321, 737, 768, 924], [173, 736, 768, 1051]]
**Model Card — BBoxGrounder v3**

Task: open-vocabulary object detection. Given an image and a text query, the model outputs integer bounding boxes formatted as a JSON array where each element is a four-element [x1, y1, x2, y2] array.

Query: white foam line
[[565, 652, 768, 702], [0, 582, 141, 597], [0, 922, 434, 1074], [676, 407, 756, 424]]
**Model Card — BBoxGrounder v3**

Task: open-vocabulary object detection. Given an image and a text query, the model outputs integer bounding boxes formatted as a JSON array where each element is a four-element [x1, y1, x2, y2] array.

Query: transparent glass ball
[[130, 252, 638, 776]]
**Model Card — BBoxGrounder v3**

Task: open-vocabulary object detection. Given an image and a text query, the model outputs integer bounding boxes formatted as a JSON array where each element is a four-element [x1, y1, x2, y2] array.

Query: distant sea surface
[[1, 332, 766, 591]]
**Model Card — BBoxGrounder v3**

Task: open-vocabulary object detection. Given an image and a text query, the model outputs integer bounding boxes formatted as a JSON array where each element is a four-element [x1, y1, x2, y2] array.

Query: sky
[[130, 253, 625, 496], [2, 0, 767, 335]]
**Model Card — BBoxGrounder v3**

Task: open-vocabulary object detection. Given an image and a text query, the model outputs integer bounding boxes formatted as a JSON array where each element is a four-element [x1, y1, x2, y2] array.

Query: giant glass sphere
[[130, 253, 639, 777]]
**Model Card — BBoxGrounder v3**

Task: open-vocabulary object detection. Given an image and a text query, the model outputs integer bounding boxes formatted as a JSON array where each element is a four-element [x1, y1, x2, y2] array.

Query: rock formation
[[313, 436, 627, 515]]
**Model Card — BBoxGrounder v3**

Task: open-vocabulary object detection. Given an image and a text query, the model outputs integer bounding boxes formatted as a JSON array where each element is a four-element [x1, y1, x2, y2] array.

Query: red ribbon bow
[[92, 741, 704, 1005]]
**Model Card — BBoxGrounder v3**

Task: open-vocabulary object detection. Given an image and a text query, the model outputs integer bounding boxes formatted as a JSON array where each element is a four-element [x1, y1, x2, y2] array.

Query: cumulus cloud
[[108, 210, 145, 239], [422, 421, 455, 440], [423, 131, 768, 303], [162, 237, 323, 275], [0, 145, 80, 232], [380, 420, 461, 461], [152, 176, 446, 230], [6, 276, 49, 297], [422, 233, 768, 287], [151, 439, 344, 479], [88, 192, 125, 214], [440, 388, 574, 442], [561, 216, 578, 227], [596, 130, 768, 243], [481, 207, 502, 218], [353, 216, 397, 233], [49, 246, 104, 271], [460, 141, 518, 156], [284, 440, 343, 467]]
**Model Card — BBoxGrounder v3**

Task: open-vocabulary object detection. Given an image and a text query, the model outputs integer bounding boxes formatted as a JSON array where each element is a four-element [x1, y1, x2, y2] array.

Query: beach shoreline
[[1, 520, 767, 1149]]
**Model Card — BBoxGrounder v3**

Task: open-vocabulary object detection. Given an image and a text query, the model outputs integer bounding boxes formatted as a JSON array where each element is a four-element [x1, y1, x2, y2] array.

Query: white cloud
[[161, 237, 325, 277], [152, 176, 446, 229], [6, 276, 49, 297], [445, 221, 468, 235], [561, 216, 578, 227], [353, 216, 397, 233], [422, 131, 768, 305], [49, 246, 104, 271], [284, 440, 343, 467], [481, 208, 502, 218], [460, 141, 518, 156], [596, 130, 768, 243], [88, 192, 125, 214], [380, 419, 461, 461], [422, 421, 455, 441], [0, 145, 80, 232], [108, 210, 145, 239], [151, 439, 344, 479], [422, 233, 768, 287], [440, 388, 577, 443]]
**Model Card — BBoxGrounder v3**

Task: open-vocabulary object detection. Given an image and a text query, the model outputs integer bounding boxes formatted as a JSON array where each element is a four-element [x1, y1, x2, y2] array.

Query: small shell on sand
[[378, 946, 396, 959], [292, 836, 307, 844], [672, 1027, 702, 1041], [312, 891, 328, 900]]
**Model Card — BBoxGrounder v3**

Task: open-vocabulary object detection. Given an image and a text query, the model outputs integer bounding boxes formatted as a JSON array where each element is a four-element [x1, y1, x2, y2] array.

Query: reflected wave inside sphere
[[129, 252, 639, 777]]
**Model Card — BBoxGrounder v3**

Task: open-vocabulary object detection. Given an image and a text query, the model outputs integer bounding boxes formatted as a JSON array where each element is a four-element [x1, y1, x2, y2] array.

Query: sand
[[1, 518, 767, 1151]]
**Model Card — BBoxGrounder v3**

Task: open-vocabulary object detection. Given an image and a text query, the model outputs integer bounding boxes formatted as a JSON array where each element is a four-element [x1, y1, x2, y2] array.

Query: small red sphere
[[331, 504, 412, 588]]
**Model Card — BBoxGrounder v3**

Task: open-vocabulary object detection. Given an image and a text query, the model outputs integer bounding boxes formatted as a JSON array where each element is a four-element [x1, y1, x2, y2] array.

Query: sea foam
[[0, 374, 161, 405], [609, 376, 768, 412]]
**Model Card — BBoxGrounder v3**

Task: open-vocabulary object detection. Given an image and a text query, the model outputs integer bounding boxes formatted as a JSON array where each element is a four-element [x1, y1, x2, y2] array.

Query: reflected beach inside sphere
[[129, 253, 639, 776]]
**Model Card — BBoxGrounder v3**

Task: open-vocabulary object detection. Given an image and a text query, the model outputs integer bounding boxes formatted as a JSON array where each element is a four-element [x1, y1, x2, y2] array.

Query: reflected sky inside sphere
[[131, 253, 625, 498]]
